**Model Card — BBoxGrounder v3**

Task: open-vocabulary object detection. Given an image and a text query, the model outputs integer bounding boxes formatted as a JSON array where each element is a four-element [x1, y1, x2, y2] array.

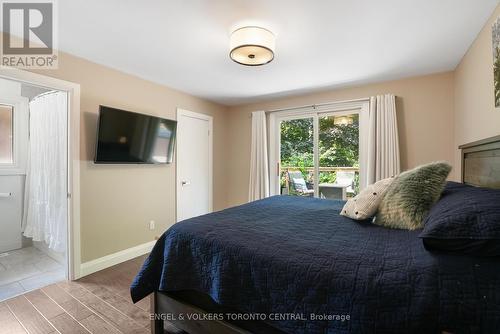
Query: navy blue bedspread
[[131, 196, 500, 334]]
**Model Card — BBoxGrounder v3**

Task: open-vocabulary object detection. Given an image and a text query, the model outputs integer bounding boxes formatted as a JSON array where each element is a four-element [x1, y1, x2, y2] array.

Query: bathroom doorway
[[0, 73, 79, 301]]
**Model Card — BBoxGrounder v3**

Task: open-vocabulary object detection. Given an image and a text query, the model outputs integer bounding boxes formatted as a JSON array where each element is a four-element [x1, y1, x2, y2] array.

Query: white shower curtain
[[22, 91, 68, 253], [248, 110, 270, 202], [363, 94, 401, 186]]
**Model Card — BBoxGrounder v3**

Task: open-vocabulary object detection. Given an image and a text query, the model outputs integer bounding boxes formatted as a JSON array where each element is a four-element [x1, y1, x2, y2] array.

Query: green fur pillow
[[374, 161, 452, 230]]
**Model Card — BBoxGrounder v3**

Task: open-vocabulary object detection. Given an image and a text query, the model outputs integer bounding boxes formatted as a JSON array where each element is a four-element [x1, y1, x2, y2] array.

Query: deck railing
[[280, 166, 359, 173]]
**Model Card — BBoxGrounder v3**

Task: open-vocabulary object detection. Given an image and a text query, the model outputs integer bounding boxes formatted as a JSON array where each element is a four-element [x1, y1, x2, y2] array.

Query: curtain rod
[[263, 97, 371, 114], [30, 89, 58, 102]]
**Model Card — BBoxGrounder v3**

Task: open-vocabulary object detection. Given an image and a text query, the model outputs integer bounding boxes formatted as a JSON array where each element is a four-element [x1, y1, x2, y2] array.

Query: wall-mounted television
[[94, 106, 177, 164]]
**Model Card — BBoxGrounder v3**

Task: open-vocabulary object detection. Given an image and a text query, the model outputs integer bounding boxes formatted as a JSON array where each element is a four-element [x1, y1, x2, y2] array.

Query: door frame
[[0, 68, 82, 280], [269, 99, 370, 196], [175, 108, 213, 222]]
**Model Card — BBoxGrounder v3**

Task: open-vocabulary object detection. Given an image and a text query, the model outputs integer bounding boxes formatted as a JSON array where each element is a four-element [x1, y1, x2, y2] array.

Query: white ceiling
[[55, 0, 498, 105]]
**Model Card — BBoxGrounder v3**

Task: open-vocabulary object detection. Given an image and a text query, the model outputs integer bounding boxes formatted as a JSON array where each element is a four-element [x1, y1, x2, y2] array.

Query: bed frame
[[150, 135, 500, 334], [151, 292, 251, 334], [459, 134, 500, 189]]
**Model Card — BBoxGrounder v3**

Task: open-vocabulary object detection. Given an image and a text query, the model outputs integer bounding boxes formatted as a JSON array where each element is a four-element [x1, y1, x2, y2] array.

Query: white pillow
[[340, 177, 394, 220]]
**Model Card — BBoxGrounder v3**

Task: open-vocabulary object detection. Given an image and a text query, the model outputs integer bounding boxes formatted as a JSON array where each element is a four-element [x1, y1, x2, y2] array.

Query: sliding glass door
[[271, 104, 364, 200]]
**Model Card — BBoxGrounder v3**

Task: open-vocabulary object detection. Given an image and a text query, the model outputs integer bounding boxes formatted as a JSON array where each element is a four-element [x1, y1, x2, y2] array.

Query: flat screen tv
[[94, 106, 177, 164]]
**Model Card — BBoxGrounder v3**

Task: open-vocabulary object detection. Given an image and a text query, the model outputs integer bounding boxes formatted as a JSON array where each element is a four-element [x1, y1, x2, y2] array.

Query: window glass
[[318, 113, 359, 198], [0, 104, 14, 164], [280, 118, 314, 196]]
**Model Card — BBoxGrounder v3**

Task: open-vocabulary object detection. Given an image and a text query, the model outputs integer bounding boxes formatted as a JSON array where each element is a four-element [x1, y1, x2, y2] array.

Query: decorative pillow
[[374, 161, 452, 230], [340, 177, 394, 220], [420, 182, 500, 256]]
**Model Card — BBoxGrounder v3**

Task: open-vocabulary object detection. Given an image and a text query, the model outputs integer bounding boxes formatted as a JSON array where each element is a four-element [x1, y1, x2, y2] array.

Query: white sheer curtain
[[248, 111, 270, 201], [22, 91, 68, 253], [362, 94, 401, 187]]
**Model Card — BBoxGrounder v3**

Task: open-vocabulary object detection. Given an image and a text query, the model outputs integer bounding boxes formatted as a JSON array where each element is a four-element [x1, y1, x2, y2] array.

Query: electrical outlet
[[149, 220, 155, 230]]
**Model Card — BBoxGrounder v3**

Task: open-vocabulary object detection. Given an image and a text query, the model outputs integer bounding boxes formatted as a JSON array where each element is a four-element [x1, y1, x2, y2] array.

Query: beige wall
[[454, 4, 500, 179], [8, 47, 229, 262], [226, 72, 455, 206]]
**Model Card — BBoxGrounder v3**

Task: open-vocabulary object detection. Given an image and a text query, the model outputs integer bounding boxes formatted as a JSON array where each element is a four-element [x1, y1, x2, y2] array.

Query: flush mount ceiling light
[[230, 26, 275, 66]]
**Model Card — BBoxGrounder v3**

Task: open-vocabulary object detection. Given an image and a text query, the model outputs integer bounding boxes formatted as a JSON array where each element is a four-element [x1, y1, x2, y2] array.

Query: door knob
[[181, 181, 191, 186]]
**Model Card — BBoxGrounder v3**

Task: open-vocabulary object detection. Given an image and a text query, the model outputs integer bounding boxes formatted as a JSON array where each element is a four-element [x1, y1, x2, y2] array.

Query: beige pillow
[[340, 177, 394, 220]]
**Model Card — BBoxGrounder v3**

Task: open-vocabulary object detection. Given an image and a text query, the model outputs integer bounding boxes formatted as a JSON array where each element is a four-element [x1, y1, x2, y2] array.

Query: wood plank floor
[[1, 255, 183, 334]]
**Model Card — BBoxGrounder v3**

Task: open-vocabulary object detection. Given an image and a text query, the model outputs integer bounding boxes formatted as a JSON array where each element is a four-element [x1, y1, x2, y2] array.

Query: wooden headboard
[[459, 135, 500, 189]]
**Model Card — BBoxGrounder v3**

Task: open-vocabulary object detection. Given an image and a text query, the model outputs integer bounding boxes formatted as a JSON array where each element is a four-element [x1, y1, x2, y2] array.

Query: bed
[[131, 135, 500, 334]]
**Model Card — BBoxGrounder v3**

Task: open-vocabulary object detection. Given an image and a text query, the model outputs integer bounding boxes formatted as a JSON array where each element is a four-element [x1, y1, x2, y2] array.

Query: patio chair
[[287, 171, 314, 196], [334, 171, 356, 195]]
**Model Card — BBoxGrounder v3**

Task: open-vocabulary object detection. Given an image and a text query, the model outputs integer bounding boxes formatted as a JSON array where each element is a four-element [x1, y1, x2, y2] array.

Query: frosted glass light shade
[[230, 26, 275, 66]]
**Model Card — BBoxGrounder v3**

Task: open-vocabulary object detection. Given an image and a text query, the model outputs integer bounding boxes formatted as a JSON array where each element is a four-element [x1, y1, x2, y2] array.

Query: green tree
[[280, 118, 314, 168], [318, 114, 359, 167], [280, 115, 359, 193], [280, 115, 359, 168]]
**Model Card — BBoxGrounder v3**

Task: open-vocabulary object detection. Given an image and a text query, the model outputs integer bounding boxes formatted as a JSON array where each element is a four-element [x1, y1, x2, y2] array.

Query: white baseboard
[[79, 240, 156, 277]]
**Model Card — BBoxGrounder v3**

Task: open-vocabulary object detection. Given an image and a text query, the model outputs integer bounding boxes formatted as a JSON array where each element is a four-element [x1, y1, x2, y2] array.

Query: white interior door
[[176, 109, 213, 222]]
